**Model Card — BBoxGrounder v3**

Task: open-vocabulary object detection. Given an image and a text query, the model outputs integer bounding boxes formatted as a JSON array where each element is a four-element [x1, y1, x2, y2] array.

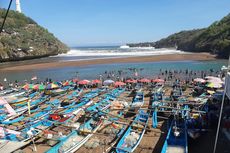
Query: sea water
[[0, 46, 228, 83]]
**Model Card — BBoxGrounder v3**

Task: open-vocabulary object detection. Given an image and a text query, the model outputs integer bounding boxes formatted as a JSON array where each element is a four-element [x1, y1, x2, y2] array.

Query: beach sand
[[0, 53, 216, 71]]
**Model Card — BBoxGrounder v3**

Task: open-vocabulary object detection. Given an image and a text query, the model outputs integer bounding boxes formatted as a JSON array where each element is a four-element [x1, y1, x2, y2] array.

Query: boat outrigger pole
[[0, 0, 13, 34], [213, 55, 230, 153]]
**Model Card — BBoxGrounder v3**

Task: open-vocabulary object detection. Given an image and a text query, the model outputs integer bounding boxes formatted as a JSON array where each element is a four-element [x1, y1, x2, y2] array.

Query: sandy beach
[[0, 53, 216, 71]]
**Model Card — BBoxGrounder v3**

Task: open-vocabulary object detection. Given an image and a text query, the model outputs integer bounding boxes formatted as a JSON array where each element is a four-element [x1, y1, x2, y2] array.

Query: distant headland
[[128, 13, 230, 59]]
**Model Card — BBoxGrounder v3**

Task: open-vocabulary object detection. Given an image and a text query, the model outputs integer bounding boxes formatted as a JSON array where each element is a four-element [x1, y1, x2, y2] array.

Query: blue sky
[[1, 0, 230, 46]]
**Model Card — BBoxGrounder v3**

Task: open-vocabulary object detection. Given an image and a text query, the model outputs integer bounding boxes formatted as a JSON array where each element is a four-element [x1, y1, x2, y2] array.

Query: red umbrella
[[138, 78, 151, 83], [92, 79, 101, 84], [115, 81, 126, 87], [72, 78, 78, 83], [126, 79, 137, 83], [152, 79, 165, 83], [78, 80, 90, 85]]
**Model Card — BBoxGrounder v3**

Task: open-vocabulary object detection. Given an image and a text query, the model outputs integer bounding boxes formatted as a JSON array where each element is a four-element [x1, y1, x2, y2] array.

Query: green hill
[[129, 13, 230, 58], [0, 9, 69, 62]]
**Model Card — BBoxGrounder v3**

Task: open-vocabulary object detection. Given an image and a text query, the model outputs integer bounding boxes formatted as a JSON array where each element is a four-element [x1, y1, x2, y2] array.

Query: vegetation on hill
[[0, 9, 69, 62], [128, 13, 230, 58]]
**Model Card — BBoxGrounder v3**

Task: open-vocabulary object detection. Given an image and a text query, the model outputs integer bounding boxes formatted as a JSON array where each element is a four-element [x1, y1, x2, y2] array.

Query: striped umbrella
[[22, 84, 33, 90], [46, 83, 59, 90], [33, 84, 46, 90]]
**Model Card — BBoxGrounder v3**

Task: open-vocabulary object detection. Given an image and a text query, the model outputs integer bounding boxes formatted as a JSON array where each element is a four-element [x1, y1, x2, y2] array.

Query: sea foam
[[56, 47, 185, 57]]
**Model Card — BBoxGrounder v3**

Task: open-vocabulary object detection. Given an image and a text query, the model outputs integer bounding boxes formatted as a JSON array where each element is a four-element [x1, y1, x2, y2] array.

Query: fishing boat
[[0, 120, 52, 153], [51, 89, 67, 96], [172, 87, 182, 101], [116, 110, 149, 152], [130, 92, 144, 110], [46, 114, 104, 153], [161, 119, 188, 153]]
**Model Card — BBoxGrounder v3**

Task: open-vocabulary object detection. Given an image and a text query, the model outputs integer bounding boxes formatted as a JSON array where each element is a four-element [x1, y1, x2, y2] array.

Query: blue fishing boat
[[130, 92, 144, 109], [161, 119, 188, 153], [116, 110, 149, 152], [46, 114, 103, 153]]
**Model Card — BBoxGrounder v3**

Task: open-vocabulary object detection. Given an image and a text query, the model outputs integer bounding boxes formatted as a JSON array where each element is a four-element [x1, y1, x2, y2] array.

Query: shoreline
[[0, 53, 217, 71]]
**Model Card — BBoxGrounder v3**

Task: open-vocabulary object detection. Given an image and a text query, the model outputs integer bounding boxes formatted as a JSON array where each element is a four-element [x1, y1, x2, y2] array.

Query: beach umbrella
[[31, 76, 37, 81], [194, 78, 206, 83], [46, 83, 59, 90], [63, 81, 73, 86], [126, 79, 137, 83], [54, 81, 62, 86], [207, 90, 215, 95], [152, 79, 165, 83], [114, 81, 126, 87], [72, 78, 78, 83], [138, 78, 151, 83], [206, 77, 223, 84], [22, 84, 33, 90], [206, 82, 222, 88], [205, 76, 218, 80], [103, 80, 115, 85], [92, 79, 101, 84], [78, 80, 90, 85], [33, 84, 45, 90]]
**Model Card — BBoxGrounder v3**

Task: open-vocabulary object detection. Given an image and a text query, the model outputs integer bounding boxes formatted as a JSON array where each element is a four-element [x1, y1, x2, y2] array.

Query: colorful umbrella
[[205, 76, 218, 80], [206, 78, 223, 84], [206, 82, 222, 88], [33, 84, 46, 90], [78, 80, 90, 85], [22, 84, 33, 90], [207, 90, 215, 95], [152, 79, 165, 83], [138, 78, 151, 83], [92, 79, 101, 84], [114, 81, 126, 87], [72, 78, 78, 83], [46, 83, 59, 89], [126, 79, 137, 83], [63, 81, 73, 86], [103, 80, 115, 85], [194, 78, 206, 83]]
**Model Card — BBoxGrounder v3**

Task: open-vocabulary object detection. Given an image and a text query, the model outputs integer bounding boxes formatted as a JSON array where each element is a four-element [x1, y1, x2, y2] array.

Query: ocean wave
[[56, 48, 185, 57]]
